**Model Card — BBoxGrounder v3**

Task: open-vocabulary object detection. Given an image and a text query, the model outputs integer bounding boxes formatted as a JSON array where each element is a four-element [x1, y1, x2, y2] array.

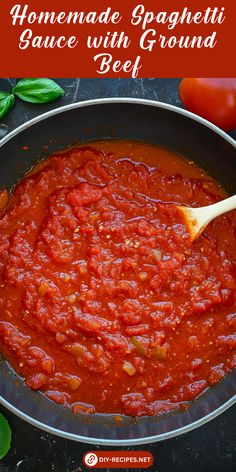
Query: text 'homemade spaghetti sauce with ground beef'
[[0, 141, 235, 417]]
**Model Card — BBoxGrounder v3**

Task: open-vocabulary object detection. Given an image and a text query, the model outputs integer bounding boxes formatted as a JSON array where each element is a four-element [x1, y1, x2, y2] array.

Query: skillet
[[0, 98, 235, 445]]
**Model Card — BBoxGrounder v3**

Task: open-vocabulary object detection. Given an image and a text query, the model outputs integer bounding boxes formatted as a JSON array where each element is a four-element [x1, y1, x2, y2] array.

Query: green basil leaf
[[0, 413, 12, 460], [12, 78, 64, 104], [0, 92, 15, 120], [0, 92, 9, 100]]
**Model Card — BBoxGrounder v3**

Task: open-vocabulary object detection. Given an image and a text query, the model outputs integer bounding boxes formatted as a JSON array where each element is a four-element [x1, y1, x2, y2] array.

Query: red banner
[[82, 451, 154, 468], [0, 0, 235, 77]]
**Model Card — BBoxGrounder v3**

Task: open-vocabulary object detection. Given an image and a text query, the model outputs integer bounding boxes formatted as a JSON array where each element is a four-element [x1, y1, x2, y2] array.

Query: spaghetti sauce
[[0, 141, 235, 416]]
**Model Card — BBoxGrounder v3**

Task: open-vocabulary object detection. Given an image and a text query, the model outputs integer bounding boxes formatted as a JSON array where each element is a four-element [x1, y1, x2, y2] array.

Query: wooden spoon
[[177, 195, 236, 242]]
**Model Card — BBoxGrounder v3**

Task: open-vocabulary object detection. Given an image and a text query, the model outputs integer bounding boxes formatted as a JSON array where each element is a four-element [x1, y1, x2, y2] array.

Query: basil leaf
[[0, 413, 12, 460], [12, 78, 64, 104], [0, 92, 9, 100], [0, 92, 15, 120]]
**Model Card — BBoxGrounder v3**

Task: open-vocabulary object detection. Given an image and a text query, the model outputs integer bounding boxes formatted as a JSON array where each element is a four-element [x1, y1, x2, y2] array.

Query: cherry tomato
[[179, 78, 236, 131]]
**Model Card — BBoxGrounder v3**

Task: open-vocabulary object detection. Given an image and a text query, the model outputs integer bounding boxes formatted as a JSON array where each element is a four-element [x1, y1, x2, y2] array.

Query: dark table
[[0, 78, 235, 472]]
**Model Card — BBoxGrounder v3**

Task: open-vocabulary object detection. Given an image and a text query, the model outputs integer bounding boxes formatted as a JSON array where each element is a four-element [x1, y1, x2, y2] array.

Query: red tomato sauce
[[0, 140, 235, 417]]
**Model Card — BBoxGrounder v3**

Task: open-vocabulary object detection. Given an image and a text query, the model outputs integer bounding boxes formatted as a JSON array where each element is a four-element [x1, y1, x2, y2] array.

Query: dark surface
[[0, 78, 235, 471]]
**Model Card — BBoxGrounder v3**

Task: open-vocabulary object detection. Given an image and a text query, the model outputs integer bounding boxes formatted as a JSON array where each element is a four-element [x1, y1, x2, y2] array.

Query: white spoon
[[177, 194, 236, 241]]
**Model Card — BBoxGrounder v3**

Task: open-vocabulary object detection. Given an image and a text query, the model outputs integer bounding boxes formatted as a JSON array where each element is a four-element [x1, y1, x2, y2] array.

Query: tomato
[[179, 78, 236, 131]]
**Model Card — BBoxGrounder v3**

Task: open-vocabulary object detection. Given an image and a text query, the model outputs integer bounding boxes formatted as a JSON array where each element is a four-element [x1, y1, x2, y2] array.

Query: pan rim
[[0, 391, 236, 446], [0, 97, 235, 150], [0, 97, 235, 445]]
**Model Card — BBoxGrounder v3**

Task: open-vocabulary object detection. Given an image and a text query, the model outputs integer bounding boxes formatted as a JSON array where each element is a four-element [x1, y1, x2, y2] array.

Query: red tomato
[[179, 78, 236, 131]]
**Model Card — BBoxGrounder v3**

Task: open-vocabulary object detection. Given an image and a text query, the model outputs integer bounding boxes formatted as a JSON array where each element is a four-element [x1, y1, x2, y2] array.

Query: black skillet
[[0, 98, 235, 445]]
